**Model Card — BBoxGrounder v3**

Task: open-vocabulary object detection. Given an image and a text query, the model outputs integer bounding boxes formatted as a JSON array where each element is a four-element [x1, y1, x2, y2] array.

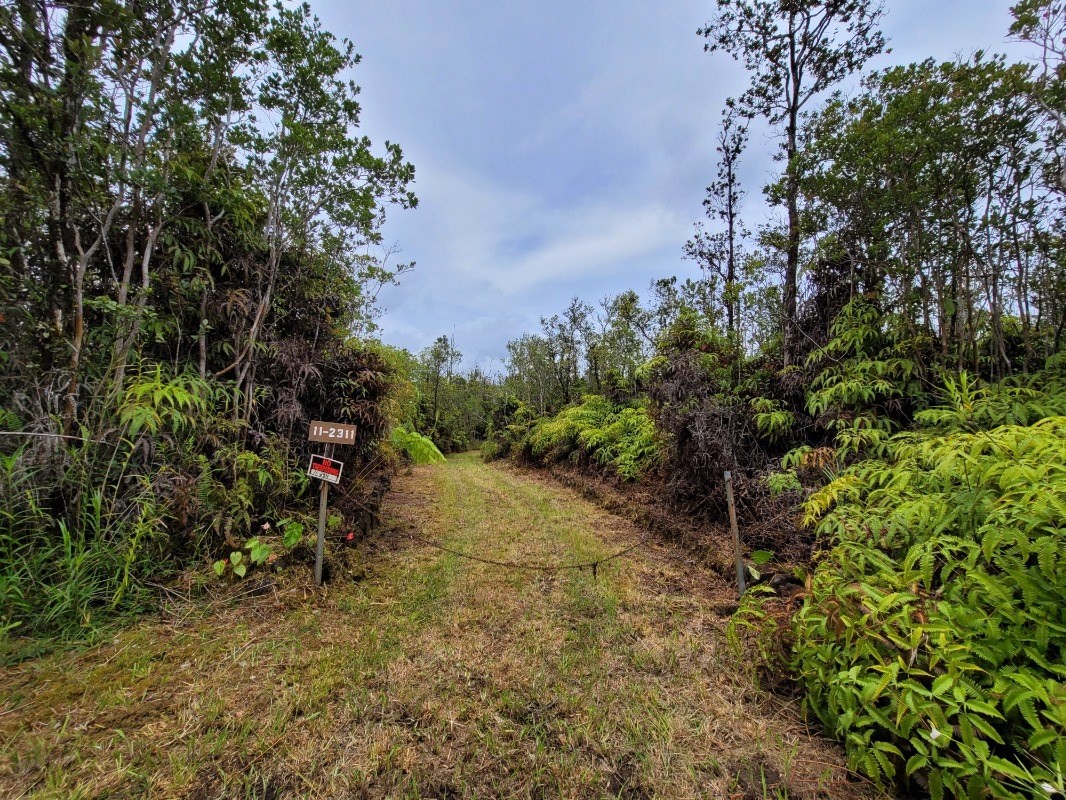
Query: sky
[[315, 1, 1029, 372]]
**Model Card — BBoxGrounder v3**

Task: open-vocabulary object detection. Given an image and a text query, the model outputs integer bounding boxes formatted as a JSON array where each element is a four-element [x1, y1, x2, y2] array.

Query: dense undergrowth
[[0, 1, 417, 649], [790, 369, 1066, 799], [0, 343, 409, 647], [483, 395, 661, 481]]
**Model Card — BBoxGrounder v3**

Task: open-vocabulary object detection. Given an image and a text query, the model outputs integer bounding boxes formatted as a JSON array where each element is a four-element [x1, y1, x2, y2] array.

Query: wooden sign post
[[724, 471, 746, 597], [307, 421, 358, 586]]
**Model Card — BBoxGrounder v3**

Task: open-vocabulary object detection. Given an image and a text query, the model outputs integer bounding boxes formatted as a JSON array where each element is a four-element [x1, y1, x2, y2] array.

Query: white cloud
[[494, 203, 682, 293], [336, 0, 1033, 367]]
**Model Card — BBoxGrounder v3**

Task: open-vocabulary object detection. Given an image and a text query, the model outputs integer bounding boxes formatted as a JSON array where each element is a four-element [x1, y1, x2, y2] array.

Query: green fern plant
[[390, 426, 446, 464], [791, 401, 1066, 799], [118, 363, 211, 437], [805, 299, 924, 463], [523, 396, 662, 480]]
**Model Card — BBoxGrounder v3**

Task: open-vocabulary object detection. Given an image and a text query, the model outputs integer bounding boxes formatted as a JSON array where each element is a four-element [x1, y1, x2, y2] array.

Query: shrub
[[523, 396, 663, 480], [390, 426, 446, 464], [578, 406, 661, 480], [804, 298, 928, 463], [793, 400, 1066, 798], [527, 395, 615, 461]]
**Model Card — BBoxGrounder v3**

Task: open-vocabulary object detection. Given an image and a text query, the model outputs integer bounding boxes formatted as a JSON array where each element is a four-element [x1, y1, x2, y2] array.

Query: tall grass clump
[[0, 365, 289, 647], [0, 438, 167, 645]]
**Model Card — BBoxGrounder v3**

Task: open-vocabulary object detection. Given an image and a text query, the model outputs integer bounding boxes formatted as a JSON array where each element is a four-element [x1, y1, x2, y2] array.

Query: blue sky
[[318, 1, 1027, 371]]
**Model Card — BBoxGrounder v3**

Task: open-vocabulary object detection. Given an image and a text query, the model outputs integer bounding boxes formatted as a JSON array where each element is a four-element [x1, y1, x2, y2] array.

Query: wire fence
[[399, 529, 660, 579]]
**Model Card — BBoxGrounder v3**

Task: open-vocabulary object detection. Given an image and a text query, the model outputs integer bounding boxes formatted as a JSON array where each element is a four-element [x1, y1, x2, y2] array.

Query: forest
[[1, 1, 1064, 799]]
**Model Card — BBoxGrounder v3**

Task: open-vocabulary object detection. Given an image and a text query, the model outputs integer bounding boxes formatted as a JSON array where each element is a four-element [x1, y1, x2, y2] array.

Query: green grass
[[0, 453, 883, 799]]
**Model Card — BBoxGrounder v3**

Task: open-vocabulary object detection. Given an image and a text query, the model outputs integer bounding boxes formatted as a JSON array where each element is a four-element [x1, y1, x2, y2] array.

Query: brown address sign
[[308, 420, 358, 444]]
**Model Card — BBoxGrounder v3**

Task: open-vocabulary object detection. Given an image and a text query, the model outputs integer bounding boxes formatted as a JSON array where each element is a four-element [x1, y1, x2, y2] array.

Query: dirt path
[[0, 454, 883, 799]]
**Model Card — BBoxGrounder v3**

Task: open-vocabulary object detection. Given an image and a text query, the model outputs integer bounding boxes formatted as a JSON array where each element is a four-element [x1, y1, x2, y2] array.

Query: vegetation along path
[[1, 455, 885, 799]]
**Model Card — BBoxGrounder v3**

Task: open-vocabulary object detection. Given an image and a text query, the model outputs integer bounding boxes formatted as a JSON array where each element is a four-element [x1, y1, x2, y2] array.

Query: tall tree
[[419, 335, 461, 440], [686, 106, 749, 340], [699, 0, 886, 364], [540, 298, 592, 408], [505, 334, 555, 414], [1010, 0, 1066, 191]]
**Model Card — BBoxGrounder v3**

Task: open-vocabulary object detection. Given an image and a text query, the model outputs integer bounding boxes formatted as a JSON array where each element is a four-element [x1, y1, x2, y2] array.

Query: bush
[[793, 390, 1066, 798], [527, 395, 615, 462], [390, 426, 446, 464], [522, 396, 663, 480], [480, 439, 504, 462]]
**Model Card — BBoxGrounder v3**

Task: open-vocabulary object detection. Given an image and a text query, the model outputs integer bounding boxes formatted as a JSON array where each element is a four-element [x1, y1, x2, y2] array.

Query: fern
[[792, 393, 1066, 798], [118, 363, 211, 437], [390, 426, 446, 464], [522, 397, 662, 480]]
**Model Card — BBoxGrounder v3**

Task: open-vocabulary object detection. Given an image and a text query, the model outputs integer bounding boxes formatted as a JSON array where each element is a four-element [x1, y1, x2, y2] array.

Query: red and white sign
[[307, 454, 343, 484]]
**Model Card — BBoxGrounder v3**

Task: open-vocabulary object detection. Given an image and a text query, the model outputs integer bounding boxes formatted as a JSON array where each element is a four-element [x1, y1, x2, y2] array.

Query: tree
[[505, 334, 555, 414], [216, 3, 416, 422], [685, 107, 749, 340], [0, 0, 416, 430], [797, 56, 1063, 375], [540, 298, 592, 408], [418, 335, 461, 441], [1010, 0, 1066, 191], [699, 0, 887, 365]]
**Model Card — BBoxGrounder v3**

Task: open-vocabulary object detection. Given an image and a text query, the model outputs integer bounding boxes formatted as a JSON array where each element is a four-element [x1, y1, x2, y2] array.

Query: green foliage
[[212, 529, 298, 580], [727, 584, 786, 680], [0, 440, 166, 643], [480, 398, 535, 463], [402, 336, 500, 453], [806, 299, 924, 463], [528, 395, 616, 461], [390, 426, 446, 465], [281, 521, 306, 549], [525, 396, 662, 481], [792, 388, 1066, 797], [751, 397, 795, 443], [917, 369, 1066, 433], [765, 469, 803, 496], [184, 432, 309, 551], [118, 365, 212, 437], [797, 53, 1061, 378]]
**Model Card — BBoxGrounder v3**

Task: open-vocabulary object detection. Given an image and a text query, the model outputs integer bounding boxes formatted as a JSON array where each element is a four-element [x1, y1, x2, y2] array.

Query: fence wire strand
[[400, 529, 658, 576]]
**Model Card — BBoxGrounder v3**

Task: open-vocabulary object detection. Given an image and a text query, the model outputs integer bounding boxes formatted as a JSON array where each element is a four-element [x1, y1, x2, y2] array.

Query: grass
[[0, 453, 885, 799]]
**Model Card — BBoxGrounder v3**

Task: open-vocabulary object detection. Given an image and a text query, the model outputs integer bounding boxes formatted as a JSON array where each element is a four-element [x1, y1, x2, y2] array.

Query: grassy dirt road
[[1, 454, 882, 799]]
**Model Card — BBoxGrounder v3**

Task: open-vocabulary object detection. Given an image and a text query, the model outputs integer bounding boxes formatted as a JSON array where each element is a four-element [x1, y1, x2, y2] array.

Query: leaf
[[230, 551, 243, 566], [233, 563, 247, 578], [250, 544, 271, 565], [750, 549, 774, 565], [213, 560, 226, 576], [283, 523, 304, 548]]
